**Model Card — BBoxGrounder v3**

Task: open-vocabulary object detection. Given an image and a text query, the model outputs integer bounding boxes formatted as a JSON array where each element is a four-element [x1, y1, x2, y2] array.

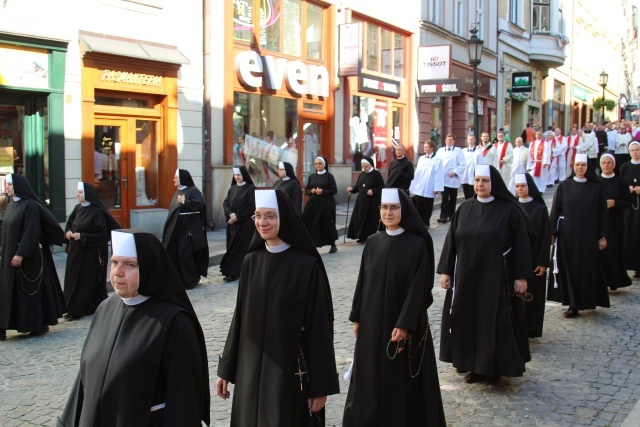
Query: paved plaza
[[2, 190, 640, 426]]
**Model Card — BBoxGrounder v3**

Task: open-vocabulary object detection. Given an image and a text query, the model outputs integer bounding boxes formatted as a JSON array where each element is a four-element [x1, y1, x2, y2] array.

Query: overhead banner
[[511, 71, 532, 93], [418, 78, 461, 97], [417, 45, 451, 80], [359, 73, 400, 98], [338, 23, 362, 77]]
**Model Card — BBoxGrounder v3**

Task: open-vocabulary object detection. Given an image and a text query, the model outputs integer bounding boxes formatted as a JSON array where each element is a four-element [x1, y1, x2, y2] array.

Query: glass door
[[301, 121, 322, 184]]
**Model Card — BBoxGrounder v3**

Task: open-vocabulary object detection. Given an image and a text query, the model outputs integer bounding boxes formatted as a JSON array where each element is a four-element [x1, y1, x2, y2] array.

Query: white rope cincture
[[552, 216, 564, 288]]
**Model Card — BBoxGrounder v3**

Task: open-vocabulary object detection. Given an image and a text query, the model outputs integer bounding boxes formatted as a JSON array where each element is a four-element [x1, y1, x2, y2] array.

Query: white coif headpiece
[[514, 174, 527, 185], [575, 153, 588, 164], [77, 182, 85, 191], [600, 153, 616, 165], [255, 190, 278, 210], [381, 188, 400, 204], [630, 141, 640, 150], [315, 157, 326, 166], [233, 167, 241, 175], [5, 174, 12, 184], [475, 164, 491, 178], [112, 231, 137, 258], [278, 162, 285, 169]]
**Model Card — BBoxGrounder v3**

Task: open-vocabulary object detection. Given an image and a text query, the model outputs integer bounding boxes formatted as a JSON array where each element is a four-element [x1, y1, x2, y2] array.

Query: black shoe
[[436, 218, 447, 224], [463, 372, 484, 383], [329, 245, 338, 254], [223, 276, 238, 282], [0, 329, 6, 341], [63, 313, 79, 321], [456, 367, 468, 374], [488, 375, 501, 384], [185, 280, 200, 289], [30, 326, 49, 337], [356, 239, 366, 244], [547, 184, 553, 188]]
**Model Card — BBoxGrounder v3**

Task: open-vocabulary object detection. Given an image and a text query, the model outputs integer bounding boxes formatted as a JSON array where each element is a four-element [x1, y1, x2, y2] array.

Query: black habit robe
[[519, 197, 551, 337], [343, 230, 445, 426], [438, 197, 532, 377], [64, 204, 109, 316], [0, 187, 65, 333], [599, 174, 632, 289], [619, 161, 640, 271], [385, 156, 414, 193], [57, 230, 209, 427], [346, 168, 385, 241], [220, 182, 256, 278], [302, 171, 338, 247], [273, 178, 303, 216], [218, 248, 339, 426], [162, 173, 209, 288], [547, 178, 610, 309]]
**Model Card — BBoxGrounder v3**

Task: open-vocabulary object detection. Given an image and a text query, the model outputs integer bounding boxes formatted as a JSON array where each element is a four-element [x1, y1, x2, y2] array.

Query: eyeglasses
[[314, 162, 324, 165], [252, 214, 278, 222], [379, 205, 401, 211]]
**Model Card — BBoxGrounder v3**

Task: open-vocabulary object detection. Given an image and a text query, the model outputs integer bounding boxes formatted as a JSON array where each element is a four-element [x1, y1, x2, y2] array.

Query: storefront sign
[[101, 70, 163, 87], [418, 78, 462, 97], [0, 44, 49, 89], [511, 72, 532, 93], [417, 45, 451, 80], [573, 85, 589, 102], [451, 65, 494, 98], [338, 23, 361, 77], [235, 50, 330, 97], [358, 73, 400, 98]]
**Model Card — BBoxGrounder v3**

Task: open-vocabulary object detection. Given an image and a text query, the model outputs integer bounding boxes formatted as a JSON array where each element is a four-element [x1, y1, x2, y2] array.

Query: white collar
[[81, 202, 91, 207], [396, 155, 405, 159], [364, 167, 374, 173], [601, 173, 615, 178], [519, 197, 533, 203], [477, 196, 495, 203], [12, 196, 21, 201], [237, 181, 247, 186], [386, 227, 405, 236], [282, 176, 290, 181], [573, 176, 587, 182], [121, 294, 151, 306], [265, 241, 291, 253], [631, 159, 640, 165], [317, 170, 327, 175], [178, 185, 187, 190]]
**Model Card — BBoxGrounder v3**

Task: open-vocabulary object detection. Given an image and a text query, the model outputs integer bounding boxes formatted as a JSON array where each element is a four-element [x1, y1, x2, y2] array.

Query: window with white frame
[[476, 0, 485, 41], [558, 0, 564, 34], [509, 0, 523, 27], [454, 0, 465, 36], [429, 0, 443, 26], [533, 0, 550, 32]]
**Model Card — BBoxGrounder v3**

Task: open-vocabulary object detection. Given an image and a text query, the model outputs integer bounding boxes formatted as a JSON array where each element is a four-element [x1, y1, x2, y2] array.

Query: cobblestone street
[[2, 192, 640, 426]]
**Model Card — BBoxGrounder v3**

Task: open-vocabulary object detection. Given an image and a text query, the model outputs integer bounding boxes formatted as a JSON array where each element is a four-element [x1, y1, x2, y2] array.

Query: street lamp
[[467, 26, 484, 140], [599, 70, 608, 122]]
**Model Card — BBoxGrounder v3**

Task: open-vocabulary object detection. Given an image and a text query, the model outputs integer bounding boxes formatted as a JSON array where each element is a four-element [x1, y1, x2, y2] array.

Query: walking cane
[[344, 192, 352, 243]]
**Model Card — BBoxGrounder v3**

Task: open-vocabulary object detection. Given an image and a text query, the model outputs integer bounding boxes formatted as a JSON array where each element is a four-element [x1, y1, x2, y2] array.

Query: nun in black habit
[[273, 161, 303, 215], [619, 141, 640, 276], [0, 174, 65, 340], [438, 165, 533, 383], [346, 156, 385, 243], [343, 188, 445, 427], [217, 189, 339, 426], [162, 169, 209, 289], [57, 230, 210, 427], [598, 154, 632, 290], [302, 156, 339, 253], [63, 182, 121, 320], [220, 166, 255, 282], [547, 153, 609, 318], [515, 173, 551, 338]]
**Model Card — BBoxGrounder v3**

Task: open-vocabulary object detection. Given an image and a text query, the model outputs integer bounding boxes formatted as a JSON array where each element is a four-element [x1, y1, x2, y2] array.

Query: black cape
[[64, 183, 121, 317], [220, 166, 256, 278], [599, 174, 632, 289], [162, 170, 209, 287], [385, 156, 414, 192], [343, 189, 445, 426], [0, 174, 65, 333], [218, 190, 339, 426], [347, 165, 385, 241], [273, 162, 303, 216], [619, 161, 640, 271], [58, 230, 210, 426], [519, 173, 551, 338], [438, 196, 532, 376], [302, 169, 338, 247], [547, 177, 610, 309]]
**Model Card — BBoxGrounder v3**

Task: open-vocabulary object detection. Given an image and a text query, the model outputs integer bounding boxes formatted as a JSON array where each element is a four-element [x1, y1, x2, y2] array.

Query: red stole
[[498, 143, 509, 168], [566, 135, 579, 167], [530, 140, 545, 177], [483, 145, 492, 156]]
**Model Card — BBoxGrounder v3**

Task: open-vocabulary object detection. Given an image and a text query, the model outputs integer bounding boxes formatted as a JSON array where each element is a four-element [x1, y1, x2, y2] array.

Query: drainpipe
[[203, 0, 214, 230]]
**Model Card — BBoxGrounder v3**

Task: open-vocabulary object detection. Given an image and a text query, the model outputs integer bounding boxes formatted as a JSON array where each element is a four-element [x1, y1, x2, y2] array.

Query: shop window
[[431, 98, 444, 148], [95, 96, 152, 108], [234, 0, 253, 43], [233, 92, 299, 187], [306, 2, 323, 59], [350, 96, 391, 171], [260, 0, 302, 56], [134, 120, 158, 206]]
